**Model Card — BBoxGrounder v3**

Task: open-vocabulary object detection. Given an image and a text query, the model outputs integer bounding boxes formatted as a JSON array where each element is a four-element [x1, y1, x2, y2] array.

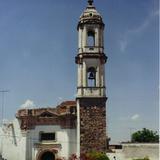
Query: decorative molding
[[75, 53, 107, 64], [16, 101, 77, 130]]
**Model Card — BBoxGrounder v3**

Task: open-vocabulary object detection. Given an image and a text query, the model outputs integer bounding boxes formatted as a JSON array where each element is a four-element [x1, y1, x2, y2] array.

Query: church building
[[0, 0, 108, 159]]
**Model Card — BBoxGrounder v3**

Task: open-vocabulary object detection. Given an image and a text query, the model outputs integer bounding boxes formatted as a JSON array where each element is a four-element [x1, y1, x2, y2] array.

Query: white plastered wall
[[26, 125, 77, 160], [0, 119, 27, 160], [0, 119, 77, 160]]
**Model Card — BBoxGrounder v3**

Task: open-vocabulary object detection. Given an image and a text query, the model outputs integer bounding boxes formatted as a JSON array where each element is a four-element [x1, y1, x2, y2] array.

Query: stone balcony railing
[[78, 46, 104, 53], [77, 86, 106, 97]]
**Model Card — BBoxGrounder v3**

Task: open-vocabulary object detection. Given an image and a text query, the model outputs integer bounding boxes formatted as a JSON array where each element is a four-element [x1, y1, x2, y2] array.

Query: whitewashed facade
[[0, 101, 77, 160]]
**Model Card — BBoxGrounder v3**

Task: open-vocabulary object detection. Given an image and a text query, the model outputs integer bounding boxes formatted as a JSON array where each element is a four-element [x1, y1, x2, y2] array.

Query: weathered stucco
[[122, 143, 159, 160], [107, 143, 159, 160], [0, 101, 77, 160]]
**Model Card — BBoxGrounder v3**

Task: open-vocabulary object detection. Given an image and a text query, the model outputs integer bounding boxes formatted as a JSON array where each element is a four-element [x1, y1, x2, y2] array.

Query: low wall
[[122, 143, 159, 160]]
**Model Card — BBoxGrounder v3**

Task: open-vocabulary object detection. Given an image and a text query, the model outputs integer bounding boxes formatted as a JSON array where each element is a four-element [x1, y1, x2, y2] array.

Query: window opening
[[87, 67, 96, 87], [87, 31, 95, 47], [40, 132, 56, 141]]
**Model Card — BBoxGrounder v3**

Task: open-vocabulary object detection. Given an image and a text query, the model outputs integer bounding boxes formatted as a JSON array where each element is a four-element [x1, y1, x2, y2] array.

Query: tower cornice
[[75, 53, 107, 64], [77, 20, 104, 31]]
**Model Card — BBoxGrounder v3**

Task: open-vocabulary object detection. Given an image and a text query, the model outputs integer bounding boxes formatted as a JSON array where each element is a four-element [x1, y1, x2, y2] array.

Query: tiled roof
[[60, 101, 76, 106]]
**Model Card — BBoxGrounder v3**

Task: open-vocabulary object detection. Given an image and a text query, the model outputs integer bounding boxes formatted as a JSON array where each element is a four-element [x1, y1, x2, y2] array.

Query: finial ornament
[[88, 0, 93, 5]]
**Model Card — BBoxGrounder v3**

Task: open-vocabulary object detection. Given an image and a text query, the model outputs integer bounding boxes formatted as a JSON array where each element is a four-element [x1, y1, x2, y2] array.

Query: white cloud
[[120, 9, 159, 52], [131, 114, 140, 121], [120, 39, 128, 52], [57, 97, 63, 105], [20, 99, 36, 109], [120, 114, 140, 122], [58, 97, 63, 100], [153, 10, 159, 16]]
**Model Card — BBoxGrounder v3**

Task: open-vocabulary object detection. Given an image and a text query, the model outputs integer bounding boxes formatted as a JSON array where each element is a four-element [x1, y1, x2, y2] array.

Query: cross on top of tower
[[88, 0, 93, 6]]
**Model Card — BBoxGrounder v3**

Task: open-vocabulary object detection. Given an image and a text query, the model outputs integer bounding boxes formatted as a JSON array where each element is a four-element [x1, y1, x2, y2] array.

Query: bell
[[88, 72, 95, 80]]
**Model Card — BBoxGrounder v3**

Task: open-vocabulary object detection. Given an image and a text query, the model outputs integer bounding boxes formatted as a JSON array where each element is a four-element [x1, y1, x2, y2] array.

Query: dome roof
[[78, 0, 104, 27]]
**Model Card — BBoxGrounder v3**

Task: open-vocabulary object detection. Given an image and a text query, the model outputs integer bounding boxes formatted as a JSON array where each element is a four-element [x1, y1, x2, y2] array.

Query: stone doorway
[[40, 151, 55, 160]]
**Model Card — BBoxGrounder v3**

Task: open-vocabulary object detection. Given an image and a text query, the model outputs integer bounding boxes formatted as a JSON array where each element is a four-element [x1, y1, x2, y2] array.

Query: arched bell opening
[[87, 67, 96, 87], [87, 30, 95, 47]]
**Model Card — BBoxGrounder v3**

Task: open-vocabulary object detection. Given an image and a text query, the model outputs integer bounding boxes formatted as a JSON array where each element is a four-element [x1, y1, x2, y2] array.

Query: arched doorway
[[40, 151, 55, 160]]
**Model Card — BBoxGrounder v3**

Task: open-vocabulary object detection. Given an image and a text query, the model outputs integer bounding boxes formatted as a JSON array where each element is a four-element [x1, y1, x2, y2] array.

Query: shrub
[[84, 151, 110, 160], [69, 152, 110, 160]]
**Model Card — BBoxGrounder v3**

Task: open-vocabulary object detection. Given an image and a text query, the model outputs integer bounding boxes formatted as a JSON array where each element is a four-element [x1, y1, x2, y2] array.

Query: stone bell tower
[[75, 0, 108, 155]]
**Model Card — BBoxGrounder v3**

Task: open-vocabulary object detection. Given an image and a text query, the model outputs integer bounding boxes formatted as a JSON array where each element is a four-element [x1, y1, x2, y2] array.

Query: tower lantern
[[75, 0, 108, 155], [88, 0, 93, 6]]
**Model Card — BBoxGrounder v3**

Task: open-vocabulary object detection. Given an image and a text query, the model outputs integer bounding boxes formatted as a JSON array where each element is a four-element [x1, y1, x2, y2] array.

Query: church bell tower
[[76, 0, 108, 155]]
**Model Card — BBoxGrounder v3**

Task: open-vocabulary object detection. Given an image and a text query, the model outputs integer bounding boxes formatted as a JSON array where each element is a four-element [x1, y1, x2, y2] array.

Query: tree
[[131, 128, 159, 143]]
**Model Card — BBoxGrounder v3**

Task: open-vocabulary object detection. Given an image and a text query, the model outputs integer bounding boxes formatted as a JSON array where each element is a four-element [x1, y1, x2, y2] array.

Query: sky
[[0, 0, 159, 143]]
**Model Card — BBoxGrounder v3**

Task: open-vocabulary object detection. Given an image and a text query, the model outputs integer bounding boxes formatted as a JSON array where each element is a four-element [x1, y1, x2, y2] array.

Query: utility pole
[[0, 90, 9, 126], [0, 90, 9, 159]]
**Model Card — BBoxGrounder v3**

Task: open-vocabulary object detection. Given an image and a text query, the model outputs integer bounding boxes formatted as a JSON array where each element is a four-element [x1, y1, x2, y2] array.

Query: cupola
[[78, 0, 104, 29]]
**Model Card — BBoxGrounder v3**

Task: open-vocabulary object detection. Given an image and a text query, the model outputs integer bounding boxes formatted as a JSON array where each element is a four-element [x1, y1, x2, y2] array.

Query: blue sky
[[0, 0, 159, 143]]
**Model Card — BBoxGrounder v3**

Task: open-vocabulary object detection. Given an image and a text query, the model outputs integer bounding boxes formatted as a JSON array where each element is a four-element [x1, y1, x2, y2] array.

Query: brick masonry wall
[[79, 98, 107, 153]]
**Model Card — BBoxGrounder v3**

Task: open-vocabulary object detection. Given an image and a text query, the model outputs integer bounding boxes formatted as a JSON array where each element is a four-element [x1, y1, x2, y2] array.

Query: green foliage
[[131, 128, 159, 143], [69, 152, 110, 160], [86, 151, 110, 160], [133, 157, 150, 160]]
